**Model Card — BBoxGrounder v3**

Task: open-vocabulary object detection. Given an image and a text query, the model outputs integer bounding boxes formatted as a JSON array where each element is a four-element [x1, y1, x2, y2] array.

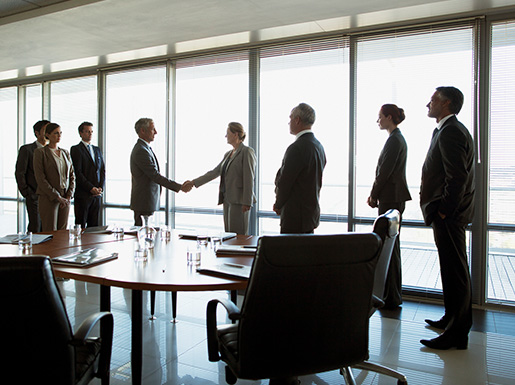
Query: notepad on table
[[52, 248, 118, 267], [178, 231, 237, 241], [0, 233, 53, 245], [215, 245, 257, 256], [197, 263, 252, 280]]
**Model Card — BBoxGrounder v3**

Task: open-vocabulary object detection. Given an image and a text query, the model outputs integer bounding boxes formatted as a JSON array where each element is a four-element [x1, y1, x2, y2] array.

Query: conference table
[[1, 229, 257, 385]]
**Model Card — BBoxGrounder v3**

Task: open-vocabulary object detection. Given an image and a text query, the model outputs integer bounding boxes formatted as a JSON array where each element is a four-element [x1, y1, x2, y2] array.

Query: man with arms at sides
[[130, 118, 191, 226], [15, 120, 49, 233], [274, 102, 327, 235], [420, 86, 475, 350], [70, 122, 105, 228]]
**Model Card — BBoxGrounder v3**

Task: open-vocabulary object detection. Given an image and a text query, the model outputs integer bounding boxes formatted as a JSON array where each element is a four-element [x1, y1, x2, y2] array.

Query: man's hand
[[181, 180, 194, 192], [90, 187, 103, 196], [273, 204, 281, 215], [367, 196, 378, 208]]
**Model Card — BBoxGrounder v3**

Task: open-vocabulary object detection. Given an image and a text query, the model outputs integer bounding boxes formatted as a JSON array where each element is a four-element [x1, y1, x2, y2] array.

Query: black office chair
[[343, 209, 408, 384], [0, 256, 113, 385], [206, 232, 382, 384]]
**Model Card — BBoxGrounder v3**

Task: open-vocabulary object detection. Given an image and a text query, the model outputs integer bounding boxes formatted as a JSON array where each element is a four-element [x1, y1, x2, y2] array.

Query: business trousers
[[133, 210, 154, 227], [431, 215, 472, 336], [39, 193, 70, 232], [74, 196, 101, 228], [223, 202, 250, 235], [25, 194, 41, 233], [378, 201, 405, 308]]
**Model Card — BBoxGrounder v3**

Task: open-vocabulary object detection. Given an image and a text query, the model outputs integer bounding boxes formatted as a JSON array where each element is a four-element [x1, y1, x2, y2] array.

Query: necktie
[[88, 144, 95, 164]]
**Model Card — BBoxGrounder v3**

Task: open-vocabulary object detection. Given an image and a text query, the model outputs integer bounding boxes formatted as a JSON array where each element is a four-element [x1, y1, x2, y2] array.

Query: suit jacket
[[70, 142, 105, 199], [33, 146, 75, 202], [15, 141, 39, 199], [130, 138, 181, 213], [370, 128, 412, 204], [420, 115, 475, 226], [193, 143, 257, 206], [274, 131, 326, 233]]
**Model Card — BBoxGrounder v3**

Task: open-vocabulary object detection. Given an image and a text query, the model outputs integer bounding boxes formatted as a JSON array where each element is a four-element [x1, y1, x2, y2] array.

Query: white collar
[[436, 114, 454, 130]]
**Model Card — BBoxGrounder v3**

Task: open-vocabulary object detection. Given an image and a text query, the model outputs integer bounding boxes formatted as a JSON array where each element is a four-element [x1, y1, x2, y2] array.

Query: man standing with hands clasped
[[420, 86, 475, 350], [70, 122, 105, 228]]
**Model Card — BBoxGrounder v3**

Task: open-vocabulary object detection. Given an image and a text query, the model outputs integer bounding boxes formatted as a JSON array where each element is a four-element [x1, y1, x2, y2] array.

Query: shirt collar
[[295, 129, 312, 139], [81, 140, 91, 147], [436, 114, 454, 130]]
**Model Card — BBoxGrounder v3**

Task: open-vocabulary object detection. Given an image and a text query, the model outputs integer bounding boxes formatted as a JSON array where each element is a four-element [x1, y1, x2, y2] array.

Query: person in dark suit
[[185, 122, 257, 235], [70, 122, 105, 228], [15, 120, 49, 233], [419, 86, 475, 350], [130, 118, 190, 226], [367, 104, 412, 309], [33, 123, 75, 231], [273, 103, 326, 234]]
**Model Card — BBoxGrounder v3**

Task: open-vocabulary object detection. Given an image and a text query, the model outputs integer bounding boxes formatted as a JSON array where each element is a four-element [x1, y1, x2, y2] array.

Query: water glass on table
[[18, 232, 32, 252], [69, 224, 82, 241], [187, 245, 201, 266]]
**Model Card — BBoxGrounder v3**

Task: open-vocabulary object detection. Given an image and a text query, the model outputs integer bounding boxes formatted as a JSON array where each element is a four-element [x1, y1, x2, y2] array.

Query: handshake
[[181, 180, 195, 193]]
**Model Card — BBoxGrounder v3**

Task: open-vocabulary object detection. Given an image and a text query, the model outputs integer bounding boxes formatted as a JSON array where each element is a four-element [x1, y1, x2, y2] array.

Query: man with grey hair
[[130, 118, 190, 226], [273, 103, 326, 234]]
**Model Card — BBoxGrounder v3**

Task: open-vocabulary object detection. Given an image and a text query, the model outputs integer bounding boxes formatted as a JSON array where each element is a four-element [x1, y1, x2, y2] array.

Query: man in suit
[[15, 120, 49, 233], [273, 103, 326, 234], [130, 118, 190, 226], [420, 86, 475, 350], [70, 122, 105, 228]]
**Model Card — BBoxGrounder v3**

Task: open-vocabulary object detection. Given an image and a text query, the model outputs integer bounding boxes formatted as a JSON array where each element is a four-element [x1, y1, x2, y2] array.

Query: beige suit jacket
[[193, 143, 256, 206], [34, 146, 75, 202]]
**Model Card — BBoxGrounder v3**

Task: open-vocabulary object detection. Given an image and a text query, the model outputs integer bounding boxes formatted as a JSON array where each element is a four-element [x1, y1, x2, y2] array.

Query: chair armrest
[[206, 298, 241, 362], [70, 311, 114, 377]]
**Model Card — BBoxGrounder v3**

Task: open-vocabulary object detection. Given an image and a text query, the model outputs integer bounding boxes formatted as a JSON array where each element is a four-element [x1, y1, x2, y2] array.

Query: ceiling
[[2, 0, 515, 82]]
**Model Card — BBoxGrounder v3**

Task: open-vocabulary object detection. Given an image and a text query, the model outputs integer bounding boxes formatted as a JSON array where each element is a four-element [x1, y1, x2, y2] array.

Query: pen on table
[[223, 263, 245, 269]]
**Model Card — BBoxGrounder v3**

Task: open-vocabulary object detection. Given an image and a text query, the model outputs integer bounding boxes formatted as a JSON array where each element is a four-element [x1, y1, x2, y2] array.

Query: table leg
[[171, 291, 177, 323], [132, 289, 143, 385], [100, 285, 111, 385]]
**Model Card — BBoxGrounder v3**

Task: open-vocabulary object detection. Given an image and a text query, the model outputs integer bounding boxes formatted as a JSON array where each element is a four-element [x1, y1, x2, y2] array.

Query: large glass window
[[104, 66, 167, 227], [0, 87, 19, 234], [174, 53, 249, 232], [50, 76, 98, 150], [259, 39, 349, 234], [24, 84, 43, 143], [355, 25, 474, 293], [488, 20, 515, 303]]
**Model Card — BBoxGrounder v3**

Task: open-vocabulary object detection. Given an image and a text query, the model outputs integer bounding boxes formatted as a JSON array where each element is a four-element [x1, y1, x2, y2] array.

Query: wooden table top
[[1, 230, 257, 291]]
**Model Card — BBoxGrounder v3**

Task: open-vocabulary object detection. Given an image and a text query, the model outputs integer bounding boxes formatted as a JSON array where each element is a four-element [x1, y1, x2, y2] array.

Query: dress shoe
[[425, 317, 449, 330], [420, 333, 468, 350]]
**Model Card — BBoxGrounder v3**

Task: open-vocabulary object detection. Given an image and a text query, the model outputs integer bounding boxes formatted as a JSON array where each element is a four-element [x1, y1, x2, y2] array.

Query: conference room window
[[258, 38, 349, 234], [488, 20, 515, 304], [49, 76, 98, 151], [24, 84, 43, 144], [0, 86, 19, 234], [354, 23, 475, 293], [173, 52, 249, 233], [104, 66, 167, 228]]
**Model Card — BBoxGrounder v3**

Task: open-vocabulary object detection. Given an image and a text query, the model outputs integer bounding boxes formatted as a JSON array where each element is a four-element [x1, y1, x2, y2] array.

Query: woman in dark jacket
[[367, 104, 412, 309]]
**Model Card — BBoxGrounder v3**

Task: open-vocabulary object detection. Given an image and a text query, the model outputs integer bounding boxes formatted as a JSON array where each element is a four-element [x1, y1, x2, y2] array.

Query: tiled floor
[[58, 280, 515, 385]]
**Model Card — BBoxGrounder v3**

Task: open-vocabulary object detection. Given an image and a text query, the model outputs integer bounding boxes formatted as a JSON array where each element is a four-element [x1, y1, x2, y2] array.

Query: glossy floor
[[58, 280, 515, 385]]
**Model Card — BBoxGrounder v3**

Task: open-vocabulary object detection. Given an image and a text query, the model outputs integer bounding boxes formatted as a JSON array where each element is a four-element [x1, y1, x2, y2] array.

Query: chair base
[[352, 361, 407, 384]]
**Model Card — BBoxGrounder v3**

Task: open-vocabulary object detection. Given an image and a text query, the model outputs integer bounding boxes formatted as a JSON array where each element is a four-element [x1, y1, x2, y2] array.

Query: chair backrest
[[0, 256, 75, 384], [371, 209, 400, 305], [236, 232, 382, 380]]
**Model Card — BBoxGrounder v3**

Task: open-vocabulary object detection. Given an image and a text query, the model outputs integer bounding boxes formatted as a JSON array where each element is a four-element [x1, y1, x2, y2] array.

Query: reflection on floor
[[59, 280, 515, 385]]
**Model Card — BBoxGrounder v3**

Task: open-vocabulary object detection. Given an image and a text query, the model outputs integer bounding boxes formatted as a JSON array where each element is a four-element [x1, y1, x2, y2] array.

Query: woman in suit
[[34, 123, 75, 231], [189, 122, 256, 235], [367, 104, 412, 309]]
